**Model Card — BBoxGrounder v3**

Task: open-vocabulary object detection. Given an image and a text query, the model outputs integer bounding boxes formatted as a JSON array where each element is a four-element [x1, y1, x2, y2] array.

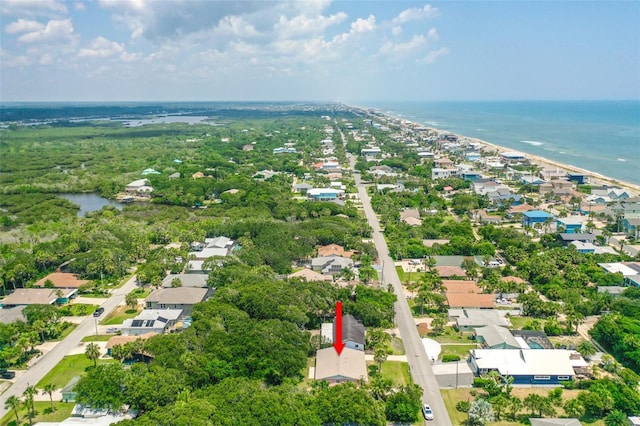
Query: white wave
[[521, 140, 544, 146], [617, 158, 627, 162]]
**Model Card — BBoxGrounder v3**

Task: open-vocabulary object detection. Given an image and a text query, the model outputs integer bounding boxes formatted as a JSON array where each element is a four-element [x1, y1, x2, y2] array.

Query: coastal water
[[365, 101, 640, 186], [59, 193, 123, 217]]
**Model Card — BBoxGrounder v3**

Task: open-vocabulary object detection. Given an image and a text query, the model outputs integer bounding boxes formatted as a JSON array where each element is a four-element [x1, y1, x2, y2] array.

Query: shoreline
[[356, 105, 640, 195]]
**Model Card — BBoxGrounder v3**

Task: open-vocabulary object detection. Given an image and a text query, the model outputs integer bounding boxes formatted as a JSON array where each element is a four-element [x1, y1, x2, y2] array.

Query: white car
[[422, 404, 434, 421]]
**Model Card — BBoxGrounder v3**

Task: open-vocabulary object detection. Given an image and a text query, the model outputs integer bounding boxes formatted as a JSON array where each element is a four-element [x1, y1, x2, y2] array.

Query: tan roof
[[442, 280, 480, 293], [145, 287, 209, 305], [35, 272, 89, 289], [446, 293, 495, 308], [105, 332, 157, 349], [3, 288, 74, 306], [508, 203, 534, 214], [436, 266, 466, 278], [402, 216, 423, 226], [317, 244, 354, 259], [315, 347, 368, 382], [502, 276, 527, 284], [288, 269, 333, 282], [400, 208, 421, 221], [422, 239, 450, 247]]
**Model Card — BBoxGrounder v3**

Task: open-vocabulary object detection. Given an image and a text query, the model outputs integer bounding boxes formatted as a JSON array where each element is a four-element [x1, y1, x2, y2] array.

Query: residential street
[[349, 154, 452, 426], [0, 275, 138, 419]]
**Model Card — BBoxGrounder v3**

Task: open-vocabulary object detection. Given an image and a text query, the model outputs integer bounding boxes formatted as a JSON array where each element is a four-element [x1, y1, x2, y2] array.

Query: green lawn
[[1, 401, 75, 426], [100, 307, 140, 325], [508, 315, 547, 330], [430, 326, 474, 343], [50, 323, 77, 342], [36, 354, 113, 389], [439, 344, 477, 360], [380, 361, 411, 387], [81, 334, 113, 342]]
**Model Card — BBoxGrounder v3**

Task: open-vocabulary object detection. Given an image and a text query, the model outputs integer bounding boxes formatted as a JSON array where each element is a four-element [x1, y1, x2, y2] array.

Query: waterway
[[59, 193, 123, 217]]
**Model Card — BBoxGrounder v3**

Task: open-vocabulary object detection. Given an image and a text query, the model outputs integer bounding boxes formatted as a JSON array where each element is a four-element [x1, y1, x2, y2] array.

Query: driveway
[[0, 275, 138, 419]]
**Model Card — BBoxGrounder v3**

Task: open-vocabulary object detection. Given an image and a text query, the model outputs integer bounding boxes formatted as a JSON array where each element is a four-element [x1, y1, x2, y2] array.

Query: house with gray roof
[[145, 287, 212, 316], [311, 256, 354, 275], [121, 309, 182, 336], [449, 308, 512, 330], [161, 274, 209, 288], [474, 324, 520, 349], [341, 314, 366, 351]]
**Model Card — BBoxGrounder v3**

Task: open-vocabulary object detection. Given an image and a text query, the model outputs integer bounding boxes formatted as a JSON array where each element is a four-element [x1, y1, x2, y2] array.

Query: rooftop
[[146, 287, 210, 305], [315, 347, 368, 382]]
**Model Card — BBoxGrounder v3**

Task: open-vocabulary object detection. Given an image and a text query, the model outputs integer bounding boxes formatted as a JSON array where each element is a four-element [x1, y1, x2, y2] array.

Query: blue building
[[556, 217, 584, 234], [522, 210, 554, 228], [469, 349, 584, 385], [567, 174, 588, 185]]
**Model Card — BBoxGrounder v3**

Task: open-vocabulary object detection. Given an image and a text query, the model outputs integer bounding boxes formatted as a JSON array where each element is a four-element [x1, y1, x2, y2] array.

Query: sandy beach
[[365, 108, 640, 195]]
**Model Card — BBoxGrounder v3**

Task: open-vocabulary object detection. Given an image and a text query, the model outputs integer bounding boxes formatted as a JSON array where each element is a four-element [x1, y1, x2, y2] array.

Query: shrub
[[456, 400, 471, 413], [442, 354, 461, 362]]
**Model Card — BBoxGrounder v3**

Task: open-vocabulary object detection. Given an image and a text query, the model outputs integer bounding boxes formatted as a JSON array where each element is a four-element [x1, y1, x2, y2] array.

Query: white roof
[[599, 262, 638, 276], [307, 188, 344, 195], [471, 349, 581, 376], [135, 309, 182, 321], [321, 323, 334, 343]]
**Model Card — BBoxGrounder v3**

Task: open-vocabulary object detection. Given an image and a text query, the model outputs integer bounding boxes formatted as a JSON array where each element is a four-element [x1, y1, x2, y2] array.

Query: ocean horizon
[[362, 100, 640, 186]]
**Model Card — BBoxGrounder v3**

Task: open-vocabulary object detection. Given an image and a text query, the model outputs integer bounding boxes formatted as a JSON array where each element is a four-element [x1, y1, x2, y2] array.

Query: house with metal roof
[[469, 349, 586, 385], [145, 287, 212, 316], [521, 210, 554, 228], [161, 274, 209, 288], [121, 309, 182, 336], [311, 256, 354, 275], [474, 324, 520, 349]]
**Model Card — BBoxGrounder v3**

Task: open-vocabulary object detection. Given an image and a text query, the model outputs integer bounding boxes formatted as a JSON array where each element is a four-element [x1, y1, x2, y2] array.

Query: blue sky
[[1, 0, 638, 102]]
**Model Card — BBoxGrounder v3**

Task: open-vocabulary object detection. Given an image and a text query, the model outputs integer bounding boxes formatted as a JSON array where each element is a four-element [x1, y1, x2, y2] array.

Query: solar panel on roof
[[157, 316, 168, 323], [145, 320, 155, 327], [132, 320, 143, 327]]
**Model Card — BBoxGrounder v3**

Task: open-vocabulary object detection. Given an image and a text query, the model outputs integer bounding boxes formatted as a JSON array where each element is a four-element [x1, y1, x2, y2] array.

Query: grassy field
[[380, 361, 412, 387], [430, 326, 474, 344], [508, 316, 547, 330], [81, 334, 113, 342], [100, 306, 140, 325], [440, 387, 605, 426], [440, 344, 477, 360], [36, 354, 113, 389], [1, 401, 75, 426]]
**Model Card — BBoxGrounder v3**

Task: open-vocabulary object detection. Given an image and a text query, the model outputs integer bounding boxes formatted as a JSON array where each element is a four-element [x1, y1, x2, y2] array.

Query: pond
[[59, 193, 123, 217]]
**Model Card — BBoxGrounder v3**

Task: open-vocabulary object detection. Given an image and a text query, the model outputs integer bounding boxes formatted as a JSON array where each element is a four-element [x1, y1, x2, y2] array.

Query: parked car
[[106, 327, 118, 333], [93, 307, 104, 317], [1, 371, 16, 380], [422, 404, 434, 421]]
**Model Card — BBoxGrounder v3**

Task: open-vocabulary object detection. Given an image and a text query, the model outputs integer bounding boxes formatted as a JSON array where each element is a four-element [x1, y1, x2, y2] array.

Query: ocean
[[363, 101, 640, 186]]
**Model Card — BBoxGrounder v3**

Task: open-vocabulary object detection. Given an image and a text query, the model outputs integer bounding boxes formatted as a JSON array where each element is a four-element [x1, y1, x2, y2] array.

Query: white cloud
[[391, 4, 438, 25], [15, 19, 74, 44], [418, 47, 449, 64], [351, 15, 376, 33], [5, 19, 44, 34], [78, 36, 125, 58], [274, 12, 347, 38], [392, 26, 402, 37], [216, 15, 259, 38], [426, 27, 439, 42], [74, 2, 87, 11], [0, 0, 67, 17], [379, 34, 427, 56]]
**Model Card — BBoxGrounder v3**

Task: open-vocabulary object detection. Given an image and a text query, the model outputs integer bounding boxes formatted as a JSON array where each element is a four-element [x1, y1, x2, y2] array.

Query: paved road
[[0, 275, 138, 418], [347, 153, 452, 425]]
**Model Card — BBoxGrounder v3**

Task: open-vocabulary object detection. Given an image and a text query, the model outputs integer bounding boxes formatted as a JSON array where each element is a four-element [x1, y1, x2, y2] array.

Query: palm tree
[[85, 342, 100, 367], [5, 395, 21, 425], [42, 383, 58, 412], [605, 410, 628, 426], [23, 385, 37, 425], [576, 340, 596, 360]]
